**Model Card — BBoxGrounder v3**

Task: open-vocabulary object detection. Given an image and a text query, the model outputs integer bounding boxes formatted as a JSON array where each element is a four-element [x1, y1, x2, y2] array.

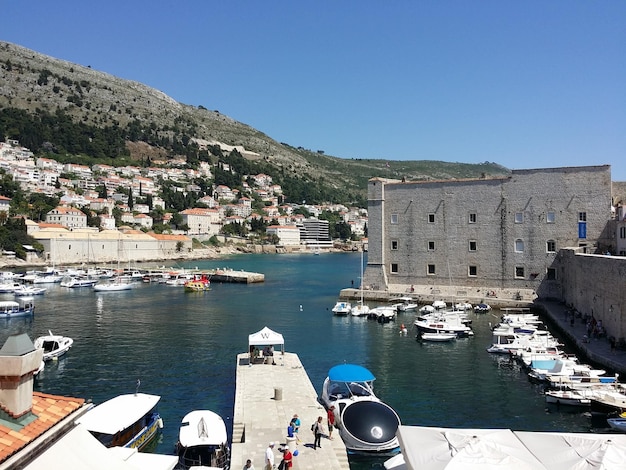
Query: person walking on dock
[[265, 442, 275, 470], [313, 416, 324, 449]]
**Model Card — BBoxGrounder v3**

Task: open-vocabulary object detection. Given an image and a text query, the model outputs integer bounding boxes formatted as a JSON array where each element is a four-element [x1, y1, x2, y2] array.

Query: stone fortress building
[[364, 165, 612, 296]]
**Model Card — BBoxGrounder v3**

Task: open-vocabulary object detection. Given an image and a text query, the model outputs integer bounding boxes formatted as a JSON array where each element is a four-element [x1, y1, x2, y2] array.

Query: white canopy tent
[[248, 326, 285, 364]]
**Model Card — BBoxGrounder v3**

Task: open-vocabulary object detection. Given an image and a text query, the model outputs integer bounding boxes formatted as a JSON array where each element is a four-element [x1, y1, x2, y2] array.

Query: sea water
[[0, 253, 591, 468]]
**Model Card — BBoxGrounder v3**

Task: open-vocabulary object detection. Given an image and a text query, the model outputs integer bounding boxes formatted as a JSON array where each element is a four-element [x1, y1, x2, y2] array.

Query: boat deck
[[232, 352, 349, 470]]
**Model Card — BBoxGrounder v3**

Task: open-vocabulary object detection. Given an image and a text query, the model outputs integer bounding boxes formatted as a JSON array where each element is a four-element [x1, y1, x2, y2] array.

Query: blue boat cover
[[328, 364, 375, 382]]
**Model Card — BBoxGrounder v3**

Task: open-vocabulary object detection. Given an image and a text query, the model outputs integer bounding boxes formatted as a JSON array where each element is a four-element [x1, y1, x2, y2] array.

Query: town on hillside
[[0, 139, 368, 262]]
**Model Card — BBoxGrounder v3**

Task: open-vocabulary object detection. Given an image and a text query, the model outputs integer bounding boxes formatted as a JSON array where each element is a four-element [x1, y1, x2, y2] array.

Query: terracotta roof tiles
[[0, 392, 85, 464]]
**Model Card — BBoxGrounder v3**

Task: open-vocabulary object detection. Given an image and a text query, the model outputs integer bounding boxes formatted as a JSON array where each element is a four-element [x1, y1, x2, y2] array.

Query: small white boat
[[60, 276, 98, 288], [369, 305, 397, 323], [351, 301, 370, 317], [332, 301, 352, 316], [77, 392, 163, 450], [33, 330, 73, 361], [394, 296, 418, 312], [545, 389, 591, 407], [420, 331, 457, 342], [419, 304, 436, 314], [93, 278, 133, 292], [13, 285, 46, 296], [454, 302, 473, 311], [176, 410, 230, 469], [0, 281, 21, 293], [432, 300, 447, 310]]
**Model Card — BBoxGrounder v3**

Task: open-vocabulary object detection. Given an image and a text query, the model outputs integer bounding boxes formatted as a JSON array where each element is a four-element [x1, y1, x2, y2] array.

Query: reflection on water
[[0, 253, 592, 467]]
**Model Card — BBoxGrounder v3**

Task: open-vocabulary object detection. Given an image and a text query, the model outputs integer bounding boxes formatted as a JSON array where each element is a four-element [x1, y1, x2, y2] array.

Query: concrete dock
[[231, 352, 349, 470]]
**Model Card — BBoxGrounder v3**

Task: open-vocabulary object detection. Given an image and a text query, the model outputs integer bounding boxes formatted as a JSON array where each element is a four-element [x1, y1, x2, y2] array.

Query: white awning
[[24, 424, 177, 470]]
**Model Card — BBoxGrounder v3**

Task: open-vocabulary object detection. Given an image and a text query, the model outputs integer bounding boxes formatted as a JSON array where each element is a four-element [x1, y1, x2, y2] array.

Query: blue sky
[[2, 1, 625, 179]]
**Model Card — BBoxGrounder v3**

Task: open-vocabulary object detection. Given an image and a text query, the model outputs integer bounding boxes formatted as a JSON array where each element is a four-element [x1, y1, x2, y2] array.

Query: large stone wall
[[365, 166, 613, 293], [556, 249, 626, 341]]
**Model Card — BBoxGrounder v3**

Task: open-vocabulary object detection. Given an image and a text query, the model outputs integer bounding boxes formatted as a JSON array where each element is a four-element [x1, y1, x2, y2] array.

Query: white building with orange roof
[[45, 206, 87, 230], [180, 208, 222, 235]]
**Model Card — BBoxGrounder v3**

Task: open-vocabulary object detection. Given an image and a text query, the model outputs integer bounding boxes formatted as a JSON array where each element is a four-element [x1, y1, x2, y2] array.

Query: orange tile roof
[[0, 392, 85, 463]]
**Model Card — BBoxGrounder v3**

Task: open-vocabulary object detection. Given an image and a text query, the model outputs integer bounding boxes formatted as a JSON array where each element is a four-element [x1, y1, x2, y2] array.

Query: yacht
[[176, 410, 230, 469], [320, 364, 401, 455]]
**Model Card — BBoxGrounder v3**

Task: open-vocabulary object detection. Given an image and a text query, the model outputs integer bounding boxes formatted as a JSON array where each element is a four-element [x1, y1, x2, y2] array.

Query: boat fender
[[157, 418, 164, 429]]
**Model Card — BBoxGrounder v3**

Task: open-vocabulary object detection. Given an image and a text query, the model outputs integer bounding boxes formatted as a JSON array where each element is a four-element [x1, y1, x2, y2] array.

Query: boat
[[414, 311, 473, 337], [0, 297, 35, 318], [368, 305, 397, 323], [33, 330, 73, 361], [176, 410, 230, 469], [0, 281, 22, 293], [93, 278, 133, 292], [419, 331, 457, 342], [545, 389, 592, 407], [351, 251, 370, 317], [77, 392, 164, 450], [474, 303, 491, 313], [320, 364, 401, 454], [60, 276, 98, 288], [607, 415, 626, 432], [453, 302, 473, 311], [13, 285, 46, 296], [394, 296, 418, 312], [184, 280, 211, 292], [332, 301, 352, 316]]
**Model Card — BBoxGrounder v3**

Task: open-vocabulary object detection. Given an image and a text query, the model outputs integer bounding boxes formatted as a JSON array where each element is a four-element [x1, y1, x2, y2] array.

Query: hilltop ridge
[[0, 40, 511, 203]]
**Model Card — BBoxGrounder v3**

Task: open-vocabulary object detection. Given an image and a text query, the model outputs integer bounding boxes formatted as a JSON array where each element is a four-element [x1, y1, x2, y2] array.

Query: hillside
[[0, 41, 510, 204]]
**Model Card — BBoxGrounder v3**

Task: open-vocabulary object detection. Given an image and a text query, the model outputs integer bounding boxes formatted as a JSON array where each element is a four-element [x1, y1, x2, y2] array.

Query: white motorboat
[[332, 301, 352, 316], [432, 300, 447, 310], [419, 331, 457, 342], [320, 364, 401, 455], [0, 298, 35, 318], [545, 389, 592, 407], [93, 278, 133, 292], [33, 330, 73, 361], [0, 281, 22, 293], [176, 410, 230, 469], [414, 311, 473, 337], [487, 329, 557, 355], [77, 391, 163, 450], [454, 302, 473, 311], [13, 285, 46, 296], [528, 357, 606, 383], [394, 297, 418, 312], [60, 276, 98, 288], [368, 305, 397, 323]]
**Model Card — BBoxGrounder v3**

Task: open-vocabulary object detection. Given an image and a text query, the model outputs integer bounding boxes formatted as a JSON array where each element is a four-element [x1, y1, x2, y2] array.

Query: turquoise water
[[0, 253, 590, 468]]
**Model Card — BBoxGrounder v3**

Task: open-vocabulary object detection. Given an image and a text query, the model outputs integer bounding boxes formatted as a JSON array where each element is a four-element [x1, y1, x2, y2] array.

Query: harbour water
[[1, 253, 592, 468]]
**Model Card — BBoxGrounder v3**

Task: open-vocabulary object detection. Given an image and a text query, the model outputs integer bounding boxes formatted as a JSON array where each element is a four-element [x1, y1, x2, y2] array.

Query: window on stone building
[[546, 211, 555, 223], [391, 214, 398, 224], [469, 240, 477, 251], [428, 213, 435, 223], [578, 212, 587, 222], [391, 240, 398, 250], [469, 213, 477, 224], [390, 263, 398, 274], [515, 239, 524, 253], [514, 212, 524, 223], [620, 227, 626, 239], [68, 244, 71, 250], [546, 268, 557, 280], [515, 266, 525, 278], [468, 265, 477, 276], [427, 264, 436, 275], [428, 241, 435, 251], [546, 240, 556, 253]]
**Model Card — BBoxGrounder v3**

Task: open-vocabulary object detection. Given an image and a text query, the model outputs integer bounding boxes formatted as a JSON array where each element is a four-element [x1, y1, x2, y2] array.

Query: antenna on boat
[[135, 378, 141, 395]]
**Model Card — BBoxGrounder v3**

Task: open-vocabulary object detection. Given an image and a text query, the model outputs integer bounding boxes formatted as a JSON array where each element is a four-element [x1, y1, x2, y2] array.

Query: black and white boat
[[320, 364, 401, 455], [176, 410, 230, 469]]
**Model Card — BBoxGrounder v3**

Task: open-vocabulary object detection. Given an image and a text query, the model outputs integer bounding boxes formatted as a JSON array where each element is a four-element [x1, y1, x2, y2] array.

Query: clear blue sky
[[3, 1, 625, 180]]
